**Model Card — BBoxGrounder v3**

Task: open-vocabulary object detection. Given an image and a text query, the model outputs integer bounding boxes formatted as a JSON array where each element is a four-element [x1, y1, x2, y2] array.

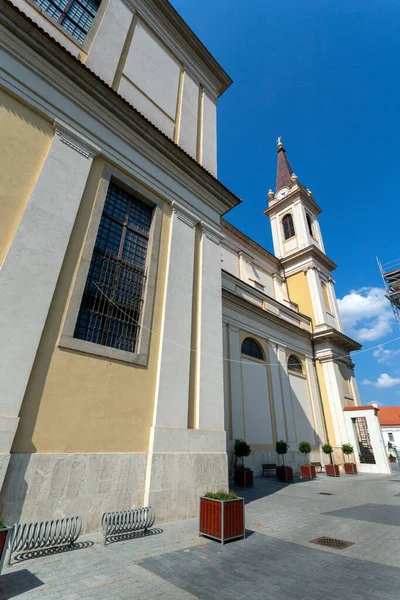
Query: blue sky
[[171, 0, 400, 406]]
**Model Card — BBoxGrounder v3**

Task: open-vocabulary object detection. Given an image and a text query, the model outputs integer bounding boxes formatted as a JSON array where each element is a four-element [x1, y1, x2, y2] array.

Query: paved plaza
[[1, 469, 400, 599]]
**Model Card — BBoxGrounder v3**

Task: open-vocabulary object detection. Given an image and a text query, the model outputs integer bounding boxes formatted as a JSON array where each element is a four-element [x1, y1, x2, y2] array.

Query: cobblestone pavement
[[2, 469, 400, 599]]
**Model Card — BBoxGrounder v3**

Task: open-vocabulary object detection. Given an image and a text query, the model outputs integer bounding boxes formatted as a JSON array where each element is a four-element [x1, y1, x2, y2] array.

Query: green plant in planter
[[342, 443, 354, 462], [322, 443, 334, 465], [204, 491, 238, 500], [389, 454, 396, 461], [276, 440, 289, 467], [298, 441, 312, 463], [234, 439, 251, 471], [0, 517, 4, 530]]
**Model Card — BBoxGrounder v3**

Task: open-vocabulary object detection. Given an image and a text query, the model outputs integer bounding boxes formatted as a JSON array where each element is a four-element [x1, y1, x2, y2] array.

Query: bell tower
[[265, 138, 362, 456], [265, 138, 341, 332]]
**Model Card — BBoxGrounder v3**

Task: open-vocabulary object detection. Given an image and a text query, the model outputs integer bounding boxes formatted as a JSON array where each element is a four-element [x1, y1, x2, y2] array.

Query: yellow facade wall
[[13, 158, 169, 454], [0, 90, 53, 266], [315, 361, 336, 446], [286, 271, 315, 325]]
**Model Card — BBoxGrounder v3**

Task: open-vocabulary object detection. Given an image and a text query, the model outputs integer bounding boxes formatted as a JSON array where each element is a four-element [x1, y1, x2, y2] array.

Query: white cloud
[[362, 373, 400, 388], [373, 345, 400, 364], [337, 287, 394, 342], [367, 401, 385, 407]]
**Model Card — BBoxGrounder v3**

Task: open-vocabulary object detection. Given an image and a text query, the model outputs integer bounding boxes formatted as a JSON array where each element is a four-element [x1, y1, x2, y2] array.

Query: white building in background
[[379, 407, 400, 458]]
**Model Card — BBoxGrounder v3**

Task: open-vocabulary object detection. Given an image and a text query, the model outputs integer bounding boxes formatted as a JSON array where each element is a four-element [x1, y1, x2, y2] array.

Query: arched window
[[287, 354, 302, 374], [306, 213, 314, 237], [282, 214, 295, 240], [241, 338, 264, 360]]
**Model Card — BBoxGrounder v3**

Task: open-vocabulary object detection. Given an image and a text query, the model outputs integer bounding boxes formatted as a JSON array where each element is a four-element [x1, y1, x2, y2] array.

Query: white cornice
[[265, 187, 322, 217], [53, 119, 100, 158], [0, 12, 240, 221]]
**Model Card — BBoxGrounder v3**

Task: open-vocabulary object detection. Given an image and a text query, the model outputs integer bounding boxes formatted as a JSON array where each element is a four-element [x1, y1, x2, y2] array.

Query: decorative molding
[[199, 221, 224, 244], [53, 119, 100, 159], [170, 201, 198, 228]]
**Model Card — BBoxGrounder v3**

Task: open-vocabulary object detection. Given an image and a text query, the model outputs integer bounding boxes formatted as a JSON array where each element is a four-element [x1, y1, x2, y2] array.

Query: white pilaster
[[268, 342, 287, 440], [304, 357, 326, 446], [0, 121, 98, 486], [306, 267, 326, 326], [327, 278, 344, 332], [196, 223, 225, 430], [293, 200, 307, 249], [227, 325, 245, 440], [321, 360, 348, 445], [277, 345, 296, 443], [152, 203, 197, 428]]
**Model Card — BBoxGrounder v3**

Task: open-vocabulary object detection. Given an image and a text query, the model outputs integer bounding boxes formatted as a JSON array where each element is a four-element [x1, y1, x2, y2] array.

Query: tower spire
[[276, 137, 294, 191]]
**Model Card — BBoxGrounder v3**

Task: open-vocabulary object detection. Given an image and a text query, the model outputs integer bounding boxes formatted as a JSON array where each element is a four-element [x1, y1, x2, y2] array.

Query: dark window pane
[[74, 182, 152, 353], [241, 338, 264, 360], [282, 214, 295, 240], [288, 355, 302, 373], [32, 0, 100, 43]]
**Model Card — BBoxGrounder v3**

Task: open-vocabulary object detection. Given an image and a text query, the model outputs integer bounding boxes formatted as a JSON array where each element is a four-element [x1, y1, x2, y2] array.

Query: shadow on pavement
[[12, 540, 94, 565], [231, 475, 305, 504], [0, 569, 43, 599]]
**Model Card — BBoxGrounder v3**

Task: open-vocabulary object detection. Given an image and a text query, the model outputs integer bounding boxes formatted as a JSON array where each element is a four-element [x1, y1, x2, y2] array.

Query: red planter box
[[325, 464, 340, 477], [300, 465, 317, 479], [234, 470, 253, 487], [0, 526, 12, 574], [199, 497, 245, 544], [344, 463, 357, 474], [276, 466, 293, 482]]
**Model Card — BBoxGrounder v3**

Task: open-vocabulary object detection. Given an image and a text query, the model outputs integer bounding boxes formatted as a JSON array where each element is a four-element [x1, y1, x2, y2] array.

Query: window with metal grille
[[74, 182, 153, 353], [287, 354, 302, 374], [282, 213, 295, 240], [241, 338, 264, 360], [33, 0, 101, 43]]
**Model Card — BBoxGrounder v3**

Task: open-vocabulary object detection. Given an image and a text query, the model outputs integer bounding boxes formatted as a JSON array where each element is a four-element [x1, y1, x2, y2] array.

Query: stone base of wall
[[0, 453, 147, 533], [0, 451, 229, 533], [146, 452, 228, 522]]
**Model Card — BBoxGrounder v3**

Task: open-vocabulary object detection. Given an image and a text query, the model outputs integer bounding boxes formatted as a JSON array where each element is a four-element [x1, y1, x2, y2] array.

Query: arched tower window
[[241, 338, 264, 360], [306, 213, 314, 237], [282, 213, 295, 240], [287, 354, 302, 374]]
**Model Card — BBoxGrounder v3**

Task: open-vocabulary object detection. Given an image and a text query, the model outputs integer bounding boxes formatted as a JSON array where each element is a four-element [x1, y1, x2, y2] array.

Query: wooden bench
[[311, 461, 323, 473], [261, 463, 277, 477]]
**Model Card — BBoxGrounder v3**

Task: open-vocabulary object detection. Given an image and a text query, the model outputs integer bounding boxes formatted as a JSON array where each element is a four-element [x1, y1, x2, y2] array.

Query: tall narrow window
[[306, 213, 314, 237], [74, 182, 152, 353], [282, 213, 295, 240], [33, 0, 101, 43]]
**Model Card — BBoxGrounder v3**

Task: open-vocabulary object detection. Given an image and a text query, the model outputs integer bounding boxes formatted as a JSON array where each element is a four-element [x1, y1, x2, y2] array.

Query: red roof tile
[[378, 407, 400, 426]]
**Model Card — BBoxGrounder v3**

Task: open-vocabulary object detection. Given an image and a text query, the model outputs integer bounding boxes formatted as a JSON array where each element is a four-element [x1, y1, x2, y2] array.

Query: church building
[[0, 0, 367, 533]]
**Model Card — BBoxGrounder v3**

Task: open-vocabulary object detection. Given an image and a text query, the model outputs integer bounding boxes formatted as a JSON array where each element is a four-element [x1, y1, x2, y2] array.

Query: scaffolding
[[377, 257, 400, 328]]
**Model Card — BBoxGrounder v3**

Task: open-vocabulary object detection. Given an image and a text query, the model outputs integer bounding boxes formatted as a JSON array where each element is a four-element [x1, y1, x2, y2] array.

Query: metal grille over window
[[74, 182, 152, 353], [241, 338, 264, 360], [282, 213, 295, 240], [287, 354, 302, 373], [33, 0, 100, 43], [353, 417, 376, 464]]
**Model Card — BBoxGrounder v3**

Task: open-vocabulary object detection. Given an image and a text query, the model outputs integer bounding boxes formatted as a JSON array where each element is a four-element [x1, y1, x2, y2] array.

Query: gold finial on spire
[[277, 136, 283, 149]]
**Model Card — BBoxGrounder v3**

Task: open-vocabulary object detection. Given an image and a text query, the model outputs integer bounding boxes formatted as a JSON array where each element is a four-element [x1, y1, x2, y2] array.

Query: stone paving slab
[[1, 472, 400, 599]]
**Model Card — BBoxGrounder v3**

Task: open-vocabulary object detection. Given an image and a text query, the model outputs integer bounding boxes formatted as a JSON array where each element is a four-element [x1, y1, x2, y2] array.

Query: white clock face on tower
[[276, 187, 289, 200]]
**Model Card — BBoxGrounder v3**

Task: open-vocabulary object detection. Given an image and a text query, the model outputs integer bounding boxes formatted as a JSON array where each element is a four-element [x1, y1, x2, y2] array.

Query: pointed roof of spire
[[276, 138, 294, 191]]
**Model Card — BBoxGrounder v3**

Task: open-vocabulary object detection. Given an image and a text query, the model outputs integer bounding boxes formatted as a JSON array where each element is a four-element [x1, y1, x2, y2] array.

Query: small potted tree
[[322, 443, 340, 477], [234, 439, 253, 487], [342, 443, 357, 474], [299, 441, 316, 479], [276, 440, 293, 482], [389, 454, 397, 463], [0, 513, 12, 574], [199, 491, 245, 545]]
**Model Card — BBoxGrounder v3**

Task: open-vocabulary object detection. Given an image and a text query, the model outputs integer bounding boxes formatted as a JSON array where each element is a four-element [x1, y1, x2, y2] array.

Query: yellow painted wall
[[286, 271, 315, 324], [13, 158, 169, 454], [315, 361, 336, 446], [0, 90, 53, 266]]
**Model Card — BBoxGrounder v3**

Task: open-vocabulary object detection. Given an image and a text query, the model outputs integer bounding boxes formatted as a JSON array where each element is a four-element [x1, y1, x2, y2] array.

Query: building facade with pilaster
[[0, 0, 363, 532]]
